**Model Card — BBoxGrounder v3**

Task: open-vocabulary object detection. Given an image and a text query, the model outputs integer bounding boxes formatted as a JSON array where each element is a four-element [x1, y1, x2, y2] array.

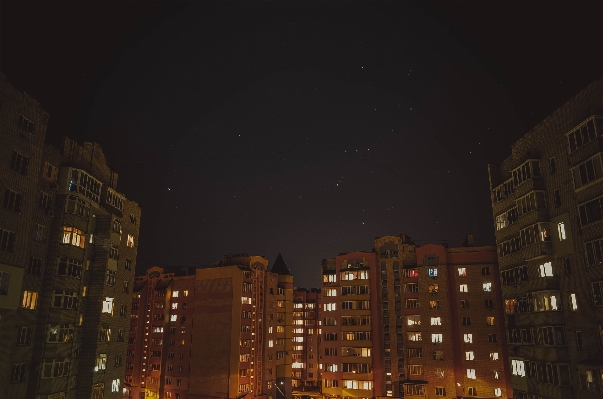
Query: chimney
[[463, 234, 475, 247]]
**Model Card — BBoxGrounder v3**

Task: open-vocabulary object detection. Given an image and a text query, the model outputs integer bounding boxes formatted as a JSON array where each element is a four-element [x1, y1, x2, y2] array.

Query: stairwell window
[[558, 223, 567, 240], [569, 293, 578, 311]]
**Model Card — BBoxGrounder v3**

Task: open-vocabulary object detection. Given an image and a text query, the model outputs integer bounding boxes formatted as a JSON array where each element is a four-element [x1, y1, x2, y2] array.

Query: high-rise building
[[320, 235, 512, 399], [0, 72, 141, 399], [292, 287, 321, 394], [320, 251, 384, 399], [488, 78, 603, 398], [126, 254, 294, 399]]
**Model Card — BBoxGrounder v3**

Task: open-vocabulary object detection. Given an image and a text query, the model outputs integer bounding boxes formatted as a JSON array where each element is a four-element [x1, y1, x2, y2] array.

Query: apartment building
[[127, 254, 293, 399], [401, 240, 511, 399], [0, 72, 141, 399], [320, 251, 384, 399], [292, 287, 321, 395], [488, 78, 603, 398]]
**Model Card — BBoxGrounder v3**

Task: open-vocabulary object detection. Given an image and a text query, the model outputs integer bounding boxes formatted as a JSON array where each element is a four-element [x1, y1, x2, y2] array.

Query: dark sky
[[2, 1, 603, 288]]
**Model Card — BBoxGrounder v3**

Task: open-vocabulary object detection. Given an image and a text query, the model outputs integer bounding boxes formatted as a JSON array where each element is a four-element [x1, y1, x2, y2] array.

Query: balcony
[[523, 241, 553, 261]]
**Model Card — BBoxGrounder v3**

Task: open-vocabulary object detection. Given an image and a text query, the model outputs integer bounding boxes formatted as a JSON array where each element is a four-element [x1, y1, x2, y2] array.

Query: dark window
[[28, 258, 42, 276], [10, 363, 27, 383], [576, 331, 584, 350], [10, 151, 29, 175], [554, 189, 561, 208], [549, 158, 556, 175], [18, 115, 35, 134], [3, 189, 22, 213], [564, 258, 572, 275], [482, 267, 490, 276], [39, 192, 53, 211], [0, 228, 16, 252], [579, 197, 603, 226]]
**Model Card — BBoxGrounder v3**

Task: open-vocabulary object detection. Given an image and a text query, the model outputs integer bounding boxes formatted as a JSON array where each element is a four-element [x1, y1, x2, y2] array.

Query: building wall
[[292, 287, 321, 394], [488, 77, 603, 399]]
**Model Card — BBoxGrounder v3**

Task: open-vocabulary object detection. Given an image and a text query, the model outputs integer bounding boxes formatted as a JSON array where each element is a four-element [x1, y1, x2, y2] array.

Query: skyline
[[3, 1, 603, 288]]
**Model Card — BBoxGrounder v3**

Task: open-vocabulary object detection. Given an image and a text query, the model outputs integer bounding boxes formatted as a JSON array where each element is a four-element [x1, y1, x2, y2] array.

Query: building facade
[[488, 78, 603, 399], [0, 73, 141, 399], [292, 287, 321, 395], [127, 254, 294, 399], [319, 235, 513, 399]]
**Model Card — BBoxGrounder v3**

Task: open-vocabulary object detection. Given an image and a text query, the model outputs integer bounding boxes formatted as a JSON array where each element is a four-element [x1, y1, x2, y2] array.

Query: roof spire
[[270, 253, 291, 275]]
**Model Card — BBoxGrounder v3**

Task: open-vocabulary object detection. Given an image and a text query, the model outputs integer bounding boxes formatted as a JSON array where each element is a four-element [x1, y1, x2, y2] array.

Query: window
[[34, 224, 47, 242], [428, 268, 438, 277], [553, 189, 561, 207], [557, 222, 567, 241], [28, 257, 42, 275], [467, 369, 476, 379], [528, 290, 561, 311], [403, 268, 419, 277], [0, 227, 16, 252], [407, 315, 421, 326], [404, 384, 425, 396], [488, 334, 497, 343], [576, 331, 584, 350], [572, 155, 603, 189], [68, 169, 101, 203], [47, 324, 74, 343], [502, 265, 528, 285], [61, 227, 85, 248], [102, 297, 114, 314], [460, 284, 468, 292], [464, 334, 473, 343], [127, 234, 135, 248], [39, 191, 53, 211], [569, 293, 578, 311], [432, 334, 442, 343], [109, 245, 118, 260], [11, 363, 27, 383], [10, 151, 29, 175], [429, 284, 439, 293], [538, 262, 553, 277], [17, 114, 36, 134], [461, 300, 469, 309], [549, 157, 556, 174], [495, 207, 519, 230], [511, 359, 525, 376], [465, 351, 474, 360], [53, 290, 78, 309], [406, 299, 419, 308], [64, 195, 90, 219], [458, 267, 467, 276], [468, 387, 477, 396], [17, 327, 32, 345], [408, 365, 423, 375], [564, 257, 572, 275], [3, 188, 22, 213], [324, 302, 336, 311], [487, 316, 495, 326], [433, 351, 444, 360], [429, 300, 439, 309], [462, 317, 471, 326], [579, 196, 603, 226], [22, 291, 38, 309], [408, 348, 423, 358], [324, 288, 337, 296], [430, 317, 441, 326], [482, 267, 490, 275], [99, 327, 111, 342], [95, 354, 107, 372], [42, 358, 70, 378], [485, 299, 494, 309], [483, 282, 492, 292], [125, 258, 132, 270], [494, 388, 502, 397], [57, 257, 83, 279], [405, 283, 419, 293], [490, 352, 499, 360], [407, 332, 422, 342]]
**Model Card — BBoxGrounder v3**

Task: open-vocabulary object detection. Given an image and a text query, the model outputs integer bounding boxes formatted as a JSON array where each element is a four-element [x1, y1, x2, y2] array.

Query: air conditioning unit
[[51, 183, 59, 190]]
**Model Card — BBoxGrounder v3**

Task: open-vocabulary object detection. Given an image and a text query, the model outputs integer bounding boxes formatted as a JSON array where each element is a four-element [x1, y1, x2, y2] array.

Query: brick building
[[0, 72, 141, 399], [292, 287, 321, 395], [319, 235, 512, 399], [126, 254, 294, 399], [488, 77, 603, 398]]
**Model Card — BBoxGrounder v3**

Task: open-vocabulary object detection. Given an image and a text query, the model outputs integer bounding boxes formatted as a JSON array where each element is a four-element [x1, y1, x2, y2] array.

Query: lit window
[[173, 291, 179, 297], [460, 284, 468, 293], [183, 290, 189, 296], [22, 291, 38, 309], [111, 379, 120, 393], [430, 317, 441, 326], [467, 369, 476, 379], [511, 359, 525, 376], [486, 316, 495, 326], [490, 352, 499, 360], [127, 234, 135, 248], [95, 354, 107, 371], [324, 288, 337, 296], [61, 226, 85, 248], [172, 303, 178, 309], [569, 293, 578, 311], [483, 282, 492, 292], [323, 274, 336, 283], [539, 262, 554, 277], [268, 327, 273, 333], [102, 297, 114, 314], [407, 315, 421, 326], [432, 334, 442, 343], [465, 351, 474, 360], [428, 268, 438, 277], [171, 315, 177, 322], [268, 340, 273, 347], [558, 222, 566, 240], [494, 388, 502, 397], [324, 303, 336, 311], [458, 268, 467, 276], [464, 334, 473, 343]]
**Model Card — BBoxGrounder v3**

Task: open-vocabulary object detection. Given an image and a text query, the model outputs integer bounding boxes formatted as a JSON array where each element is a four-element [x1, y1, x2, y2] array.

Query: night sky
[[2, 1, 603, 288]]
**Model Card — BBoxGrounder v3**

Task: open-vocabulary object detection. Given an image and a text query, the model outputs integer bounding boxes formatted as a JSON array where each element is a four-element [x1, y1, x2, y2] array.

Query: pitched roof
[[270, 253, 291, 275]]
